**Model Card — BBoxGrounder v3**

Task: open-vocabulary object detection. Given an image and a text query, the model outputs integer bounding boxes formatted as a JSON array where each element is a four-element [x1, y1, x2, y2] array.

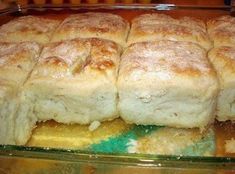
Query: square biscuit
[[16, 38, 121, 145], [127, 13, 212, 50], [0, 16, 61, 44], [207, 15, 235, 47], [118, 40, 218, 129], [51, 12, 130, 47], [0, 42, 41, 144], [208, 46, 235, 121]]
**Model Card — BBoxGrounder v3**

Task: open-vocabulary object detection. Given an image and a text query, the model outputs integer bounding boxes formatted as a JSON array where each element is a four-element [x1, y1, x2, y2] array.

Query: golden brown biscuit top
[[132, 13, 206, 32], [210, 46, 235, 71], [209, 27, 235, 41], [0, 42, 41, 68], [207, 15, 235, 32], [32, 38, 121, 79], [57, 12, 129, 34], [40, 39, 91, 67], [132, 23, 207, 39], [120, 41, 213, 80], [128, 13, 211, 50], [207, 15, 235, 47], [0, 16, 61, 37]]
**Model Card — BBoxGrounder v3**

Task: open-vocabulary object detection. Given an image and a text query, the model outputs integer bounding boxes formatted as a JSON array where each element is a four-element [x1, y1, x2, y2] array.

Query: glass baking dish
[[0, 3, 235, 173]]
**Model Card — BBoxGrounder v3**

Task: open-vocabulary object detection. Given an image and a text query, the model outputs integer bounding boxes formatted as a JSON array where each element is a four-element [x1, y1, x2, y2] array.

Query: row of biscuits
[[0, 13, 234, 145], [0, 13, 213, 49], [1, 13, 234, 48]]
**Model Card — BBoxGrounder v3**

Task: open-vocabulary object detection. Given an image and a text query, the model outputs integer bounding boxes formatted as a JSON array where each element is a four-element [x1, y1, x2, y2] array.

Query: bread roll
[[0, 16, 61, 44], [0, 42, 41, 144], [207, 15, 235, 47], [15, 38, 121, 145], [51, 12, 130, 47], [127, 13, 212, 50], [118, 41, 218, 129], [208, 46, 235, 121]]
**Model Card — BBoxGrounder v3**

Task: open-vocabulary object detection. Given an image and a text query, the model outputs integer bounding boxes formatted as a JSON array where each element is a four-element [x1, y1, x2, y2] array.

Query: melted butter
[[27, 119, 130, 149]]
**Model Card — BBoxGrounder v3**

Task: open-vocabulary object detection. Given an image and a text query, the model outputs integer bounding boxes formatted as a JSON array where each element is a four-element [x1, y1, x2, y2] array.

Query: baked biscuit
[[208, 46, 235, 121], [51, 12, 130, 47], [207, 15, 235, 47], [15, 38, 121, 145], [0, 42, 41, 144], [127, 13, 212, 50], [118, 41, 218, 129], [0, 16, 61, 44]]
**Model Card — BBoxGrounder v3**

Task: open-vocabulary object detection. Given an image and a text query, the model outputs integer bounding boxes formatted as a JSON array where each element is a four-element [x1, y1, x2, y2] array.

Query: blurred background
[[0, 0, 233, 6]]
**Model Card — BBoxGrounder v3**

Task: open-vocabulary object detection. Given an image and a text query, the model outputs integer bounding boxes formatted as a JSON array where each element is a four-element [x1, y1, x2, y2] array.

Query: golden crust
[[51, 12, 130, 47], [32, 38, 121, 79], [132, 13, 206, 32], [127, 13, 212, 50], [207, 15, 235, 32], [0, 16, 61, 44], [207, 15, 235, 47], [0, 42, 41, 84], [120, 41, 215, 79]]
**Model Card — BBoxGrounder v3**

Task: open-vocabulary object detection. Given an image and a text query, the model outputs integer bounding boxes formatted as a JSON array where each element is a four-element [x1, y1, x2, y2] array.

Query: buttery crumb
[[225, 138, 235, 153], [89, 121, 101, 131]]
